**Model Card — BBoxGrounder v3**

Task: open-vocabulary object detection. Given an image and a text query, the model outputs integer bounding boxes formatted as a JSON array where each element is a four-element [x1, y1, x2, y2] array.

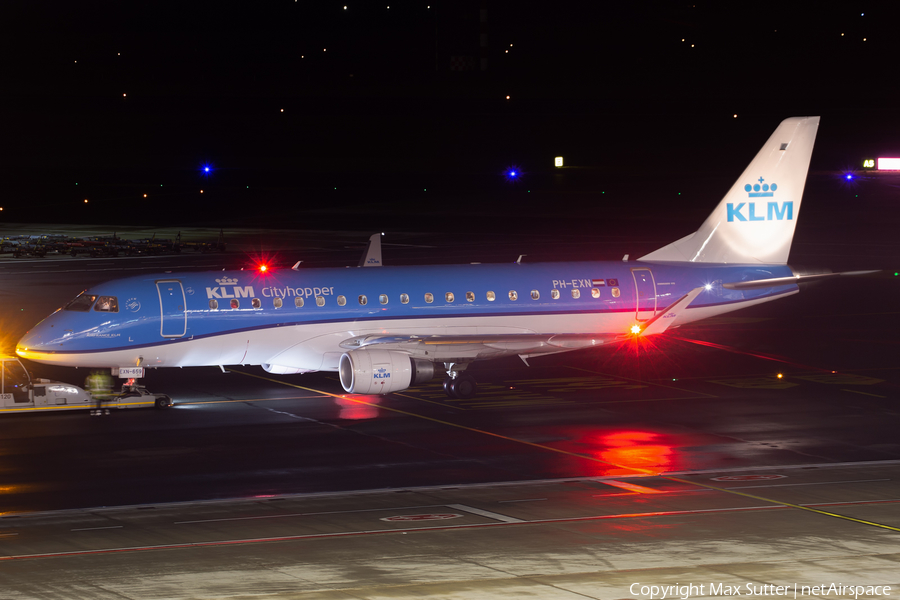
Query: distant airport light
[[845, 174, 853, 180], [877, 158, 900, 170], [555, 156, 563, 167], [863, 159, 875, 168]]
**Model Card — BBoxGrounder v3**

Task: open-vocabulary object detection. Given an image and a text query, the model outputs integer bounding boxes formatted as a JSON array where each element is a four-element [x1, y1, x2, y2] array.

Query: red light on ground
[[334, 395, 380, 420], [596, 430, 674, 476]]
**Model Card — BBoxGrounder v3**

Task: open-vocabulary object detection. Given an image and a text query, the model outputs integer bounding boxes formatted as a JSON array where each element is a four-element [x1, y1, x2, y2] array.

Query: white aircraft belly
[[24, 295, 785, 370]]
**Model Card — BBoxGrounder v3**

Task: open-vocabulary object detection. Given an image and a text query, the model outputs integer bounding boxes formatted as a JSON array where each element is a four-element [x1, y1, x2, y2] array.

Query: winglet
[[639, 287, 704, 336], [359, 233, 383, 267]]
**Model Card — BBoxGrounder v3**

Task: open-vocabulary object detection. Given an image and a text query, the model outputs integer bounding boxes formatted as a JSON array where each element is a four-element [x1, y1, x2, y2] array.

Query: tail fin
[[640, 116, 820, 264]]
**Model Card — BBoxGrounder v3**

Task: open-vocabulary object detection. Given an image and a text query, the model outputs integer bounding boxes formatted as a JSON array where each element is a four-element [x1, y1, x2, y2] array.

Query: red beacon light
[[258, 264, 269, 273]]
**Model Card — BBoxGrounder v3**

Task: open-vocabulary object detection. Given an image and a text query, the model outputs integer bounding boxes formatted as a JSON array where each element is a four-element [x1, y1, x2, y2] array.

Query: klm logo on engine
[[374, 367, 390, 380], [727, 201, 793, 222]]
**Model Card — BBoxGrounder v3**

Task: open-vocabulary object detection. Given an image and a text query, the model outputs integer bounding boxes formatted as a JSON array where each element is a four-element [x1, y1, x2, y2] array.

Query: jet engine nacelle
[[261, 363, 315, 375], [339, 350, 434, 394]]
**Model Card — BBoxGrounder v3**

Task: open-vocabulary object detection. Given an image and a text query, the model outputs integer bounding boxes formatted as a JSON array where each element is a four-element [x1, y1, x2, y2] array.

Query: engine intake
[[339, 350, 433, 394]]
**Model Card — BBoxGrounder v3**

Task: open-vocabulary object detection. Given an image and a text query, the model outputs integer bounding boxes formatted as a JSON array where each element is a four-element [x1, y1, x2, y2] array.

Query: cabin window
[[509, 290, 518, 301], [550, 289, 560, 300], [209, 299, 219, 310], [359, 295, 367, 305], [486, 291, 496, 301], [425, 293, 434, 304], [530, 290, 540, 300], [445, 292, 454, 303], [466, 291, 475, 302], [230, 299, 240, 309], [294, 297, 304, 308], [251, 298, 261, 309], [94, 296, 119, 312], [64, 293, 98, 312], [379, 294, 388, 305], [337, 295, 347, 306], [611, 287, 621, 298], [273, 297, 283, 309], [316, 296, 325, 307], [400, 293, 409, 304], [591, 288, 600, 299], [571, 289, 581, 299]]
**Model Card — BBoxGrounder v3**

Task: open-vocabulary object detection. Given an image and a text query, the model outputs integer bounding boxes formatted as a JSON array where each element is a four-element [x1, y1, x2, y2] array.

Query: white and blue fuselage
[[16, 117, 825, 398]]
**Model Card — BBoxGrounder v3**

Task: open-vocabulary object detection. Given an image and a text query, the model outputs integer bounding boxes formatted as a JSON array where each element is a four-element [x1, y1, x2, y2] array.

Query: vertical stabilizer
[[639, 116, 819, 264]]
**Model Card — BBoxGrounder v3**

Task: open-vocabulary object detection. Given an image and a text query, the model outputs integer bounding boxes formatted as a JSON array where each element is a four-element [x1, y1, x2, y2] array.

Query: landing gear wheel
[[450, 375, 477, 399], [443, 378, 457, 398]]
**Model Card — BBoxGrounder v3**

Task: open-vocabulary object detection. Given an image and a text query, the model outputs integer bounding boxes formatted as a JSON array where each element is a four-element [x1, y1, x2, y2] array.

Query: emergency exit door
[[631, 268, 657, 321], [156, 280, 186, 337]]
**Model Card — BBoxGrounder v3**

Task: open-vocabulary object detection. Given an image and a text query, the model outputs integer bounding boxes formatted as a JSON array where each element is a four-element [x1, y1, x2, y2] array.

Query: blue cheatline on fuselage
[[19, 261, 796, 356], [16, 116, 826, 398]]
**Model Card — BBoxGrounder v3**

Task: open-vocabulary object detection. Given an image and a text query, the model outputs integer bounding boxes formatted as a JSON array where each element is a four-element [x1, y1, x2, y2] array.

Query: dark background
[[2, 1, 897, 231]]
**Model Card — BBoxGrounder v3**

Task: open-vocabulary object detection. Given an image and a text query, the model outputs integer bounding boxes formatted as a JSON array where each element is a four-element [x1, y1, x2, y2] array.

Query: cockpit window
[[94, 296, 119, 312], [64, 293, 98, 312]]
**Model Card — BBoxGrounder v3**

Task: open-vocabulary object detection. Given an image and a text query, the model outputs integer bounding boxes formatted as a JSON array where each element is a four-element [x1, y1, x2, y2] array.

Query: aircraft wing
[[339, 332, 626, 363], [339, 287, 705, 363]]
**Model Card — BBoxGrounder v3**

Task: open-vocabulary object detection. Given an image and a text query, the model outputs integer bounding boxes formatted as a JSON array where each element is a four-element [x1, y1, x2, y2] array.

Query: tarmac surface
[[0, 205, 898, 598]]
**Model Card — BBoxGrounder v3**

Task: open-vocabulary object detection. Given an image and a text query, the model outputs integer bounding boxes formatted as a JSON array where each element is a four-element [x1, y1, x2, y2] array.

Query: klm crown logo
[[744, 176, 777, 198], [216, 277, 238, 285]]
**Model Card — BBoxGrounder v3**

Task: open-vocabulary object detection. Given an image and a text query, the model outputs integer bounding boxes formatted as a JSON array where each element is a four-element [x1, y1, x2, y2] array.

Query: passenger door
[[631, 268, 657, 321], [156, 280, 187, 338]]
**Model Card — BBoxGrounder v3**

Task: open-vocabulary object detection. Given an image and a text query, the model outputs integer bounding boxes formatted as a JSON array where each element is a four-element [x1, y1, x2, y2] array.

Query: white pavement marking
[[447, 504, 525, 523], [70, 526, 124, 532]]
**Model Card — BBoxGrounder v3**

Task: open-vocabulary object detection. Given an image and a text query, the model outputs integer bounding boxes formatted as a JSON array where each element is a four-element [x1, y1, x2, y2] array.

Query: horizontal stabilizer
[[722, 270, 880, 290]]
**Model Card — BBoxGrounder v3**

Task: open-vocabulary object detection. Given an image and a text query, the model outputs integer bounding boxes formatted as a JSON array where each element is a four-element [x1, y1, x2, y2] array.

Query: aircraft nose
[[16, 322, 53, 357]]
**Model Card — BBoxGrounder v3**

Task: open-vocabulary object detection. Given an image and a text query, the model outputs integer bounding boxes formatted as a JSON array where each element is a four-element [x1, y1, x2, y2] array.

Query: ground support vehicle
[[0, 356, 172, 414]]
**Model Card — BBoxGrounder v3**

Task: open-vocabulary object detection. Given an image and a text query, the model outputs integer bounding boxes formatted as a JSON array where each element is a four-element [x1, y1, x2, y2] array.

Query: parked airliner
[[17, 117, 852, 398]]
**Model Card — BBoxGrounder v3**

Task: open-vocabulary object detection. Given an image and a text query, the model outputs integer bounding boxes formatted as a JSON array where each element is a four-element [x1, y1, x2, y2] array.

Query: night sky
[[3, 1, 895, 229]]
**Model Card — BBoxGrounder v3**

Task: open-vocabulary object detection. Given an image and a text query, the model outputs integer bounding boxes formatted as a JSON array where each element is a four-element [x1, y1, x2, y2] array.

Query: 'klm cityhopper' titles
[[205, 277, 336, 300]]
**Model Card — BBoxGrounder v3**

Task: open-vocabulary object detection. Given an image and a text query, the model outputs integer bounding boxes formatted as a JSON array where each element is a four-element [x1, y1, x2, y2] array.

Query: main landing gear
[[442, 362, 477, 399]]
